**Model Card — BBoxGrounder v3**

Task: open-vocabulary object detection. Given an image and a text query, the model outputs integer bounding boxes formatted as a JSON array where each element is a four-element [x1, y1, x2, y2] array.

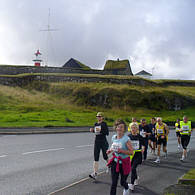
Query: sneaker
[[123, 188, 129, 195], [128, 183, 134, 191], [180, 156, 185, 162], [106, 167, 110, 174], [164, 152, 168, 159], [89, 172, 97, 180], [154, 158, 160, 163], [134, 176, 140, 186]]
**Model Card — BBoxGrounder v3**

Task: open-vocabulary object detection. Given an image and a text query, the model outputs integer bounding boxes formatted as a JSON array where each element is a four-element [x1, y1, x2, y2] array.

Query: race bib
[[140, 130, 146, 138], [94, 126, 101, 135], [111, 142, 122, 152], [131, 140, 140, 150], [182, 126, 189, 131], [157, 129, 164, 134]]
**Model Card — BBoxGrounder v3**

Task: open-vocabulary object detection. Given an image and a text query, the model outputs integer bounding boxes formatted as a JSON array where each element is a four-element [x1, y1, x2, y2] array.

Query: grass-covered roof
[[104, 59, 129, 70]]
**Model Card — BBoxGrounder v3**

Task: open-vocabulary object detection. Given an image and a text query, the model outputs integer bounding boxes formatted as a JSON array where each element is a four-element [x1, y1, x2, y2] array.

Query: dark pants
[[94, 141, 108, 161], [181, 135, 190, 150], [143, 139, 148, 160], [110, 161, 129, 195], [131, 152, 142, 184]]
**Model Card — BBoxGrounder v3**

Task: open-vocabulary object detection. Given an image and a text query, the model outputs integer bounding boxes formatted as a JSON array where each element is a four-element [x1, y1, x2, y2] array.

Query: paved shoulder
[[50, 150, 195, 195]]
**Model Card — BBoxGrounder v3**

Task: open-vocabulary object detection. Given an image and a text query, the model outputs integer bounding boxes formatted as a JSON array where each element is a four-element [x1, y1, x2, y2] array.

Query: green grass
[[0, 83, 194, 127], [182, 169, 195, 180]]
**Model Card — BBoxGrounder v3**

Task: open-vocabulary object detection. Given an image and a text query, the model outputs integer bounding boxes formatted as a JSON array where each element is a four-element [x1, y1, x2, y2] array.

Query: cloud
[[0, 0, 194, 79]]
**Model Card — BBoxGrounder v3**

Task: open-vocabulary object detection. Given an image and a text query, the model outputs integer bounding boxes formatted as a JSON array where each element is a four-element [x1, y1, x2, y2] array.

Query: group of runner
[[89, 112, 193, 195]]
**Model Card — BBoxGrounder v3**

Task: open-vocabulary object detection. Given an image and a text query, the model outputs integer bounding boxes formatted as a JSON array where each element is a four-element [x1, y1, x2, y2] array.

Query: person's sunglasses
[[96, 116, 102, 117]]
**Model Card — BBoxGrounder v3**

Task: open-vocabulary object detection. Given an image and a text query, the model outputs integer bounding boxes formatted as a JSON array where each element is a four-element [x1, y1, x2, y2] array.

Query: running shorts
[[176, 132, 181, 137], [148, 135, 157, 142], [157, 137, 167, 147], [181, 135, 190, 150]]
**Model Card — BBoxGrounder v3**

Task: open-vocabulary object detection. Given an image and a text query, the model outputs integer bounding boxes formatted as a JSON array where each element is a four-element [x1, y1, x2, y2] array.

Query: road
[[0, 130, 194, 194]]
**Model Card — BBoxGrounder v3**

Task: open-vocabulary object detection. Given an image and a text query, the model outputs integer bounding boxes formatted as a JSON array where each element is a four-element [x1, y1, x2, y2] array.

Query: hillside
[[0, 81, 194, 127]]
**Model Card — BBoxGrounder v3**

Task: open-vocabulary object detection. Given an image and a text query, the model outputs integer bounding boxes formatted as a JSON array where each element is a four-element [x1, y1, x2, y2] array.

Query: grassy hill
[[0, 80, 194, 127]]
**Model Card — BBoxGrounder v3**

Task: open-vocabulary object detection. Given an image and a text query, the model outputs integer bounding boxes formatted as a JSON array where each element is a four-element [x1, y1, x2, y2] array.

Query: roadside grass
[[182, 169, 195, 180], [0, 83, 194, 127]]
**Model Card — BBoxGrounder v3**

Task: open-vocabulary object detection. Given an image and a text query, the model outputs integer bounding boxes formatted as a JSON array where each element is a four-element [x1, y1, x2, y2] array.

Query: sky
[[0, 0, 195, 79]]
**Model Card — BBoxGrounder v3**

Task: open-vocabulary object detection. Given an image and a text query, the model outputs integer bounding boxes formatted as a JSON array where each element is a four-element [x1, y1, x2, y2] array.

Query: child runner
[[107, 119, 133, 195], [128, 122, 145, 191], [89, 112, 109, 179]]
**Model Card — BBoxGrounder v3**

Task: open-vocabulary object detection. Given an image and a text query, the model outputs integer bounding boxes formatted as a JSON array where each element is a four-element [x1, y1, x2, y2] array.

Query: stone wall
[[0, 65, 133, 76], [0, 74, 194, 87], [0, 74, 156, 87]]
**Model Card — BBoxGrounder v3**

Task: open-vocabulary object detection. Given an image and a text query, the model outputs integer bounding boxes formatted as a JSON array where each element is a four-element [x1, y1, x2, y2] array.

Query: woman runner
[[89, 112, 109, 179], [128, 122, 145, 191], [107, 119, 133, 195]]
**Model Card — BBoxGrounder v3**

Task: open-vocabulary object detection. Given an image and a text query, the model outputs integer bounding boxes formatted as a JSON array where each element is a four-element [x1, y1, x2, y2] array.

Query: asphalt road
[[0, 130, 194, 194]]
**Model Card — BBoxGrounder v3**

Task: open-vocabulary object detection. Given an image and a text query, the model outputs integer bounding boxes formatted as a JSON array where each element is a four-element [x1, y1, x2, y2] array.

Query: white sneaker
[[89, 172, 97, 180], [178, 145, 180, 150], [106, 167, 110, 174], [164, 152, 168, 159], [180, 156, 185, 162], [134, 176, 139, 186], [128, 183, 134, 191], [123, 188, 129, 195], [154, 158, 160, 163]]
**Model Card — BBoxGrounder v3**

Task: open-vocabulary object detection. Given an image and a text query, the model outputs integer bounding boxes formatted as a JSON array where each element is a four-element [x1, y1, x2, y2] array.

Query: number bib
[[182, 126, 189, 131], [111, 142, 122, 152], [94, 126, 101, 135], [131, 140, 140, 150], [140, 130, 146, 138], [157, 129, 164, 134]]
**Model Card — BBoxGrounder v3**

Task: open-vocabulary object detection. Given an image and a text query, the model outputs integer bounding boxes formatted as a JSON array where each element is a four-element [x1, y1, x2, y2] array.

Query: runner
[[148, 117, 157, 154], [107, 119, 133, 195], [89, 112, 109, 180], [175, 118, 181, 150], [179, 116, 192, 161], [128, 117, 139, 132], [139, 119, 152, 161], [128, 122, 145, 191], [154, 117, 169, 163]]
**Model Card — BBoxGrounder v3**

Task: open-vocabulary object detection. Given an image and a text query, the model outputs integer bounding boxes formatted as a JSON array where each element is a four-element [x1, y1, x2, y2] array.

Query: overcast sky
[[0, 0, 195, 79]]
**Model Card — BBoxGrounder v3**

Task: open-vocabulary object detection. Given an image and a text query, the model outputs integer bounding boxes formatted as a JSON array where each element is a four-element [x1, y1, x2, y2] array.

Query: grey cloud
[[0, 0, 194, 79]]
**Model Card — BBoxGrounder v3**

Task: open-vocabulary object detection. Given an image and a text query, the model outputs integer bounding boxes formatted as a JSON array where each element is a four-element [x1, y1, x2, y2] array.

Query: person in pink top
[[107, 119, 133, 195]]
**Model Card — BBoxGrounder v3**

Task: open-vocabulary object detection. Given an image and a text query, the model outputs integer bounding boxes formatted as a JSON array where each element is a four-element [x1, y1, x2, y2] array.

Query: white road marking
[[75, 144, 93, 148], [48, 171, 105, 195], [22, 148, 65, 155], [0, 155, 7, 158]]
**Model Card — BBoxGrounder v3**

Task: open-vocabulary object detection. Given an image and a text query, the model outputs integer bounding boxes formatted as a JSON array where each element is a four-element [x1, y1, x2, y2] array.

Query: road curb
[[48, 171, 105, 195]]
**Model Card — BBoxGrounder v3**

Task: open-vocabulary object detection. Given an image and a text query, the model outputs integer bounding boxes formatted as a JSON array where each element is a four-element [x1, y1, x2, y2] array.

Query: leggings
[[94, 141, 108, 161], [110, 161, 129, 195], [131, 152, 142, 184], [143, 139, 148, 160]]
